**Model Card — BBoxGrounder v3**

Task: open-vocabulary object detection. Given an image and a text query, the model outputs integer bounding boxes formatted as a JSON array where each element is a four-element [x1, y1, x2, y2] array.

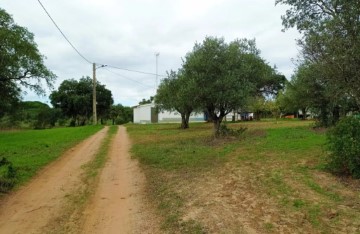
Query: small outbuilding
[[133, 103, 158, 124]]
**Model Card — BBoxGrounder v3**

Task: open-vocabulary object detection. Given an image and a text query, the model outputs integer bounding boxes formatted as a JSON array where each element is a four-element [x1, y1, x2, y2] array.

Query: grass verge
[[127, 120, 360, 233], [0, 125, 103, 193]]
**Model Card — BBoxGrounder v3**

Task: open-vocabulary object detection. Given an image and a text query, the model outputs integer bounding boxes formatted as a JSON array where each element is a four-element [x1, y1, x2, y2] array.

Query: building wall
[[133, 104, 254, 124], [158, 111, 205, 123], [133, 104, 153, 123], [133, 103, 205, 124]]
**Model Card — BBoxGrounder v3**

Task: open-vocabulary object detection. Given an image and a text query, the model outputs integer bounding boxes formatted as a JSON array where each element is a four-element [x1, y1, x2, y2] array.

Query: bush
[[218, 124, 247, 138], [327, 117, 360, 178], [0, 157, 17, 193]]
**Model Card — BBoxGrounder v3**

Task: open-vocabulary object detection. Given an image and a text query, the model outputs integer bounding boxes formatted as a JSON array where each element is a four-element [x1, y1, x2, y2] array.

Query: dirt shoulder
[[0, 127, 108, 234]]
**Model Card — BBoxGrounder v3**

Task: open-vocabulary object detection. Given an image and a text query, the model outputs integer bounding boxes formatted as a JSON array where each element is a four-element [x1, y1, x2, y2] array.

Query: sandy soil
[[81, 126, 159, 234], [0, 128, 109, 234], [177, 160, 360, 233]]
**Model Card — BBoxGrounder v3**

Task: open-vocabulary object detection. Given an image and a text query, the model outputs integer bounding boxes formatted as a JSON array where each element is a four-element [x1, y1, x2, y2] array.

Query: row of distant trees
[[0, 78, 133, 128]]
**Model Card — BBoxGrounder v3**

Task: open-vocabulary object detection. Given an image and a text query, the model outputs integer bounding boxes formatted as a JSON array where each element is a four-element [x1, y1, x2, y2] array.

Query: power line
[[107, 65, 166, 77], [104, 68, 153, 89], [37, 0, 92, 64], [37, 1, 168, 78]]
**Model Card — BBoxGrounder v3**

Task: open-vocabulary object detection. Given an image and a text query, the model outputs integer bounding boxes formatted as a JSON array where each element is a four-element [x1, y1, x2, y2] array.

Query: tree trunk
[[213, 117, 223, 137], [301, 108, 307, 120], [207, 108, 225, 137], [180, 113, 189, 129], [185, 112, 190, 129], [332, 106, 340, 125]]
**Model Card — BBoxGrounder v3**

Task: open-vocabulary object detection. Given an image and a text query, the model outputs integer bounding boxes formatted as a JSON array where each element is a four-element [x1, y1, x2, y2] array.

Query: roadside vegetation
[[0, 125, 103, 193], [128, 120, 360, 233]]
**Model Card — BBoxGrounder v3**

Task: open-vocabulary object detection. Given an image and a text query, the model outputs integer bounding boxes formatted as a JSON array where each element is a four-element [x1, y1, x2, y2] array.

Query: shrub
[[0, 157, 17, 193], [218, 124, 247, 138], [327, 117, 360, 178]]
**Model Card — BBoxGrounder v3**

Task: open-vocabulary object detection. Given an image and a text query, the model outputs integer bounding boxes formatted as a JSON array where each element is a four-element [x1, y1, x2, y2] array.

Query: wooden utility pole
[[93, 63, 97, 125]]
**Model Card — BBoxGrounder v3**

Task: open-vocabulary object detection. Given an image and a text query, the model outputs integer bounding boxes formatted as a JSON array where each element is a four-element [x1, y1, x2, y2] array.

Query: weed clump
[[0, 157, 17, 193], [327, 117, 360, 178], [218, 124, 247, 138]]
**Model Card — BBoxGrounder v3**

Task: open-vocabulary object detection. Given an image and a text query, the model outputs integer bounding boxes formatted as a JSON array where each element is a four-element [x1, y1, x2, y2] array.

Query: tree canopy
[[138, 96, 154, 105], [155, 70, 197, 129], [182, 37, 283, 136], [109, 104, 133, 125], [0, 8, 56, 116], [50, 77, 113, 126], [276, 0, 360, 108]]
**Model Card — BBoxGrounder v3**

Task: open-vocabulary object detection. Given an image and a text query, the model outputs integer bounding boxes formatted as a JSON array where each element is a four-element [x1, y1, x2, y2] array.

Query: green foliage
[[218, 124, 247, 138], [138, 96, 154, 105], [0, 8, 56, 117], [277, 63, 351, 126], [109, 104, 133, 125], [33, 107, 62, 129], [0, 157, 16, 192], [327, 117, 360, 178], [0, 101, 64, 129], [181, 36, 283, 136], [183, 37, 254, 120], [155, 70, 196, 129], [0, 125, 103, 192], [20, 101, 49, 118], [277, 0, 360, 108], [50, 77, 113, 126]]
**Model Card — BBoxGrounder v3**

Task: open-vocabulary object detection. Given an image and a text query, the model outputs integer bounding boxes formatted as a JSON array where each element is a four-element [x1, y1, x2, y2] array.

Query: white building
[[133, 103, 254, 124], [133, 103, 205, 124], [133, 103, 158, 124]]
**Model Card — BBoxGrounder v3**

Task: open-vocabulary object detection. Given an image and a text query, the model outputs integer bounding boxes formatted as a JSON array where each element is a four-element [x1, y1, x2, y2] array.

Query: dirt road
[[81, 126, 159, 234], [0, 127, 108, 233], [0, 126, 158, 234]]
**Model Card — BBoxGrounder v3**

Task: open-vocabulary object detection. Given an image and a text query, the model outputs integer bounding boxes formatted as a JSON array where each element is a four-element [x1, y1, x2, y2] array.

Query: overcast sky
[[2, 0, 299, 107]]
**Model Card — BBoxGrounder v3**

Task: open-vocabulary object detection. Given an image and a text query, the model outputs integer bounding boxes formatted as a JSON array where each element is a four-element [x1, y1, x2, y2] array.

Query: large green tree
[[155, 70, 197, 129], [183, 37, 282, 136], [0, 8, 56, 116], [50, 77, 113, 126], [276, 0, 360, 107]]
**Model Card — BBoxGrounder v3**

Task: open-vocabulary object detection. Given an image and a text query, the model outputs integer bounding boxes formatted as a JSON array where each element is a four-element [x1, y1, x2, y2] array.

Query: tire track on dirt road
[[81, 126, 160, 234], [0, 127, 108, 234]]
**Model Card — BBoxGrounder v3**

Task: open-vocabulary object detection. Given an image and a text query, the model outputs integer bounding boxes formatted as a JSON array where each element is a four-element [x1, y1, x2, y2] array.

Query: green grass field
[[127, 120, 360, 233], [0, 125, 103, 192]]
